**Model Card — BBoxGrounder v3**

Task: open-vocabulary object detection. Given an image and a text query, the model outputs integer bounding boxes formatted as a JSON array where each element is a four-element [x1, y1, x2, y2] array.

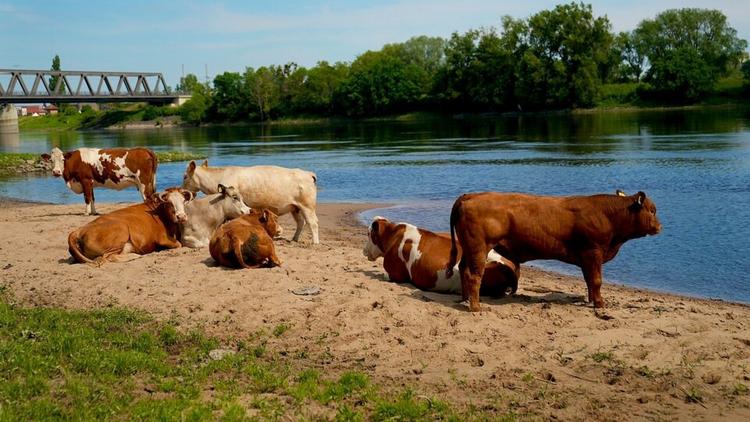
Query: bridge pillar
[[0, 104, 19, 134], [171, 94, 192, 107]]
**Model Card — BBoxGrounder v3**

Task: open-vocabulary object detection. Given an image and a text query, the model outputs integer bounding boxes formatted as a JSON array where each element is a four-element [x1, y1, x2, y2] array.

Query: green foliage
[[0, 153, 39, 174], [634, 8, 748, 101], [179, 83, 212, 125], [49, 55, 65, 95], [154, 151, 206, 163]]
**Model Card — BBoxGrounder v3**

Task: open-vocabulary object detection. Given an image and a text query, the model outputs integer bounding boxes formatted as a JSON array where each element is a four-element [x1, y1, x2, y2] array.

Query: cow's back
[[78, 203, 169, 253], [230, 166, 317, 214]]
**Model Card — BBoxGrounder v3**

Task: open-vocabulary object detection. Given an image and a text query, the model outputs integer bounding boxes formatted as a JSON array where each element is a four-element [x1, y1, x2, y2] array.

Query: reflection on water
[[1, 108, 749, 303]]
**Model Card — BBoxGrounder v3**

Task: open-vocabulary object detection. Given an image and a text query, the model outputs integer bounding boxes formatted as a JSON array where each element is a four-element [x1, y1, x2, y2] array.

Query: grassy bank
[[0, 296, 482, 420]]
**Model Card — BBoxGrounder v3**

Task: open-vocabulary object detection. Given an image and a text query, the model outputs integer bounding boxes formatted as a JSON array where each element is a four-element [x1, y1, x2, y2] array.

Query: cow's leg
[[581, 251, 605, 308], [268, 248, 282, 267], [464, 253, 486, 312], [82, 179, 97, 215], [291, 209, 306, 242], [157, 234, 182, 250], [300, 207, 320, 244]]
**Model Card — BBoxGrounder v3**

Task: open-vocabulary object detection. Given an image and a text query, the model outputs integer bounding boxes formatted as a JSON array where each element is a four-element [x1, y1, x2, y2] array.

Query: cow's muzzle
[[52, 171, 62, 177]]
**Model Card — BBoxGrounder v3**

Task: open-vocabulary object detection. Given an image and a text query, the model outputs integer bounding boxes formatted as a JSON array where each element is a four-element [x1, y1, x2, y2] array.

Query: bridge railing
[[0, 69, 174, 103]]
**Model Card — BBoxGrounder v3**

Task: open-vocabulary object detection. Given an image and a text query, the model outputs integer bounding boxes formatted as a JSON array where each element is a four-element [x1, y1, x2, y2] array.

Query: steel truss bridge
[[0, 69, 176, 104]]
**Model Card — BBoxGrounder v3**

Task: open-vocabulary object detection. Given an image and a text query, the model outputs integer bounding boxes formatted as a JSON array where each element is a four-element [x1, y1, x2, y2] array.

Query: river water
[[1, 110, 748, 302]]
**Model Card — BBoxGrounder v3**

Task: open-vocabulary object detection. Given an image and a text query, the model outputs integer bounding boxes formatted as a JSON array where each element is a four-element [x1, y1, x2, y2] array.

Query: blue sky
[[2, 1, 749, 87]]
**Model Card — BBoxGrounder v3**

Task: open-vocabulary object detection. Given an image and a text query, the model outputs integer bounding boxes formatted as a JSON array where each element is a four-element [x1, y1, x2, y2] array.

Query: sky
[[2, 0, 749, 87]]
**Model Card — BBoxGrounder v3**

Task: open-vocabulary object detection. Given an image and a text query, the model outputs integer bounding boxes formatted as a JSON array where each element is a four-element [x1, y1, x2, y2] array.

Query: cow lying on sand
[[447, 190, 662, 312], [364, 217, 519, 297], [182, 160, 319, 244], [42, 147, 158, 215], [68, 188, 193, 264], [209, 209, 283, 268], [180, 184, 251, 248]]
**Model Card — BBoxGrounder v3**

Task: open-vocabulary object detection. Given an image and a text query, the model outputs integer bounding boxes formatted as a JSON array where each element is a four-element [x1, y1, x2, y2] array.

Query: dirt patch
[[1, 201, 749, 420]]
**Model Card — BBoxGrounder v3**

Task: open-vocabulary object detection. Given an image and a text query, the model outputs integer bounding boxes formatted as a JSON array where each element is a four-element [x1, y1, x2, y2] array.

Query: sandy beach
[[1, 199, 748, 420]]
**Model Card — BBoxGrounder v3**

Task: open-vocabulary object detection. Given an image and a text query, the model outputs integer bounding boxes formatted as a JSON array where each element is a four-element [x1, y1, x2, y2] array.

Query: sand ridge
[[1, 201, 749, 420]]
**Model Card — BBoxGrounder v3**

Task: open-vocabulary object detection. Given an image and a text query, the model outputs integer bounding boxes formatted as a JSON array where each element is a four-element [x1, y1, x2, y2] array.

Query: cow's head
[[628, 191, 662, 236], [216, 184, 251, 218], [152, 187, 194, 224], [256, 208, 282, 238], [41, 147, 65, 177], [363, 216, 388, 261], [181, 160, 207, 193]]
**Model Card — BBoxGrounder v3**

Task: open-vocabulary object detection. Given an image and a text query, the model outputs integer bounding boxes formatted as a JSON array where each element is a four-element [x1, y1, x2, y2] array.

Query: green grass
[[0, 153, 38, 174], [0, 296, 473, 420], [154, 151, 206, 163], [19, 104, 179, 131]]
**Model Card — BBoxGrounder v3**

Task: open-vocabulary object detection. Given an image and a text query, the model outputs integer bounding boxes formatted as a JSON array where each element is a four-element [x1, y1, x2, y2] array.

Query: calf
[[68, 188, 193, 264], [180, 184, 251, 248], [447, 191, 662, 311], [209, 209, 283, 268], [364, 217, 519, 297], [182, 160, 319, 244], [41, 147, 158, 215]]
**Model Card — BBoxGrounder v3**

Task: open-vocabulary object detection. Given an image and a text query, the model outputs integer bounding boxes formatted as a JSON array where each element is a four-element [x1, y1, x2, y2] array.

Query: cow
[[67, 187, 193, 264], [41, 147, 158, 215], [180, 184, 251, 248], [182, 160, 319, 244], [446, 190, 662, 312], [364, 217, 519, 297], [209, 209, 283, 268]]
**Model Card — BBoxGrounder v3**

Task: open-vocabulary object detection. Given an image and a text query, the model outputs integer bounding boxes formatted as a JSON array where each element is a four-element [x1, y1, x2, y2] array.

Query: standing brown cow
[[446, 191, 661, 312]]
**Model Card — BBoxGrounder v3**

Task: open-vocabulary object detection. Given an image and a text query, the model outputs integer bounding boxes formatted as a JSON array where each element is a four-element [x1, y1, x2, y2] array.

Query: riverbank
[[1, 200, 748, 420]]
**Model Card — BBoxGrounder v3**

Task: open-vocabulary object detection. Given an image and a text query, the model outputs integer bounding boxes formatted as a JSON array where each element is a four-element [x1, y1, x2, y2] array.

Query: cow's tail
[[149, 149, 158, 196], [446, 198, 462, 278], [68, 229, 94, 264]]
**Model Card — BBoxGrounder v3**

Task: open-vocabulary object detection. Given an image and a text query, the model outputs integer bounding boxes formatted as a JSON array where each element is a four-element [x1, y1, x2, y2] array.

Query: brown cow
[[447, 191, 661, 312], [364, 217, 519, 296], [209, 209, 283, 269], [41, 147, 158, 215], [67, 188, 193, 264]]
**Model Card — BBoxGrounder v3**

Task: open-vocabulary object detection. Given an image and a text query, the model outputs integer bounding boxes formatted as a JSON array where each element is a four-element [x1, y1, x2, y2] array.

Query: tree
[[336, 50, 426, 116], [49, 55, 65, 95], [244, 67, 279, 121], [612, 31, 646, 82], [634, 8, 748, 100], [176, 74, 201, 94], [518, 2, 613, 108], [211, 72, 247, 120], [179, 83, 211, 124]]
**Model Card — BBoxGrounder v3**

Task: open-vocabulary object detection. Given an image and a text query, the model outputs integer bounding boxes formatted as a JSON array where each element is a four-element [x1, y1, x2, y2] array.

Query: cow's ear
[[370, 218, 386, 244], [260, 209, 269, 223], [201, 160, 209, 168], [40, 153, 51, 161], [182, 190, 194, 202], [186, 160, 196, 174], [217, 184, 226, 195], [159, 192, 170, 202], [633, 191, 646, 208]]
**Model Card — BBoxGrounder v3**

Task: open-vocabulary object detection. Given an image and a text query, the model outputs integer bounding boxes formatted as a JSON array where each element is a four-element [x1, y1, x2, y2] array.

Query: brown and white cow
[[67, 187, 193, 264], [182, 160, 319, 244], [41, 147, 158, 215], [447, 190, 662, 312], [180, 184, 252, 248], [209, 208, 283, 268], [364, 217, 519, 297]]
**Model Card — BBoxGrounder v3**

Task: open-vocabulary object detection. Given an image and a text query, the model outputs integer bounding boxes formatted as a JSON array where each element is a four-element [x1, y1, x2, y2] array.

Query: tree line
[[176, 3, 749, 124]]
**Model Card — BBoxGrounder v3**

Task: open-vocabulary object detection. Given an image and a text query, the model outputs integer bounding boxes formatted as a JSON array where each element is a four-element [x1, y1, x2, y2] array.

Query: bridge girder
[[0, 69, 176, 104]]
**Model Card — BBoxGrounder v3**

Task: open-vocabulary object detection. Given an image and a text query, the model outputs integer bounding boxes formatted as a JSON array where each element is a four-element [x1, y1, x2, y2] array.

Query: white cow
[[180, 184, 252, 248], [182, 160, 320, 244]]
